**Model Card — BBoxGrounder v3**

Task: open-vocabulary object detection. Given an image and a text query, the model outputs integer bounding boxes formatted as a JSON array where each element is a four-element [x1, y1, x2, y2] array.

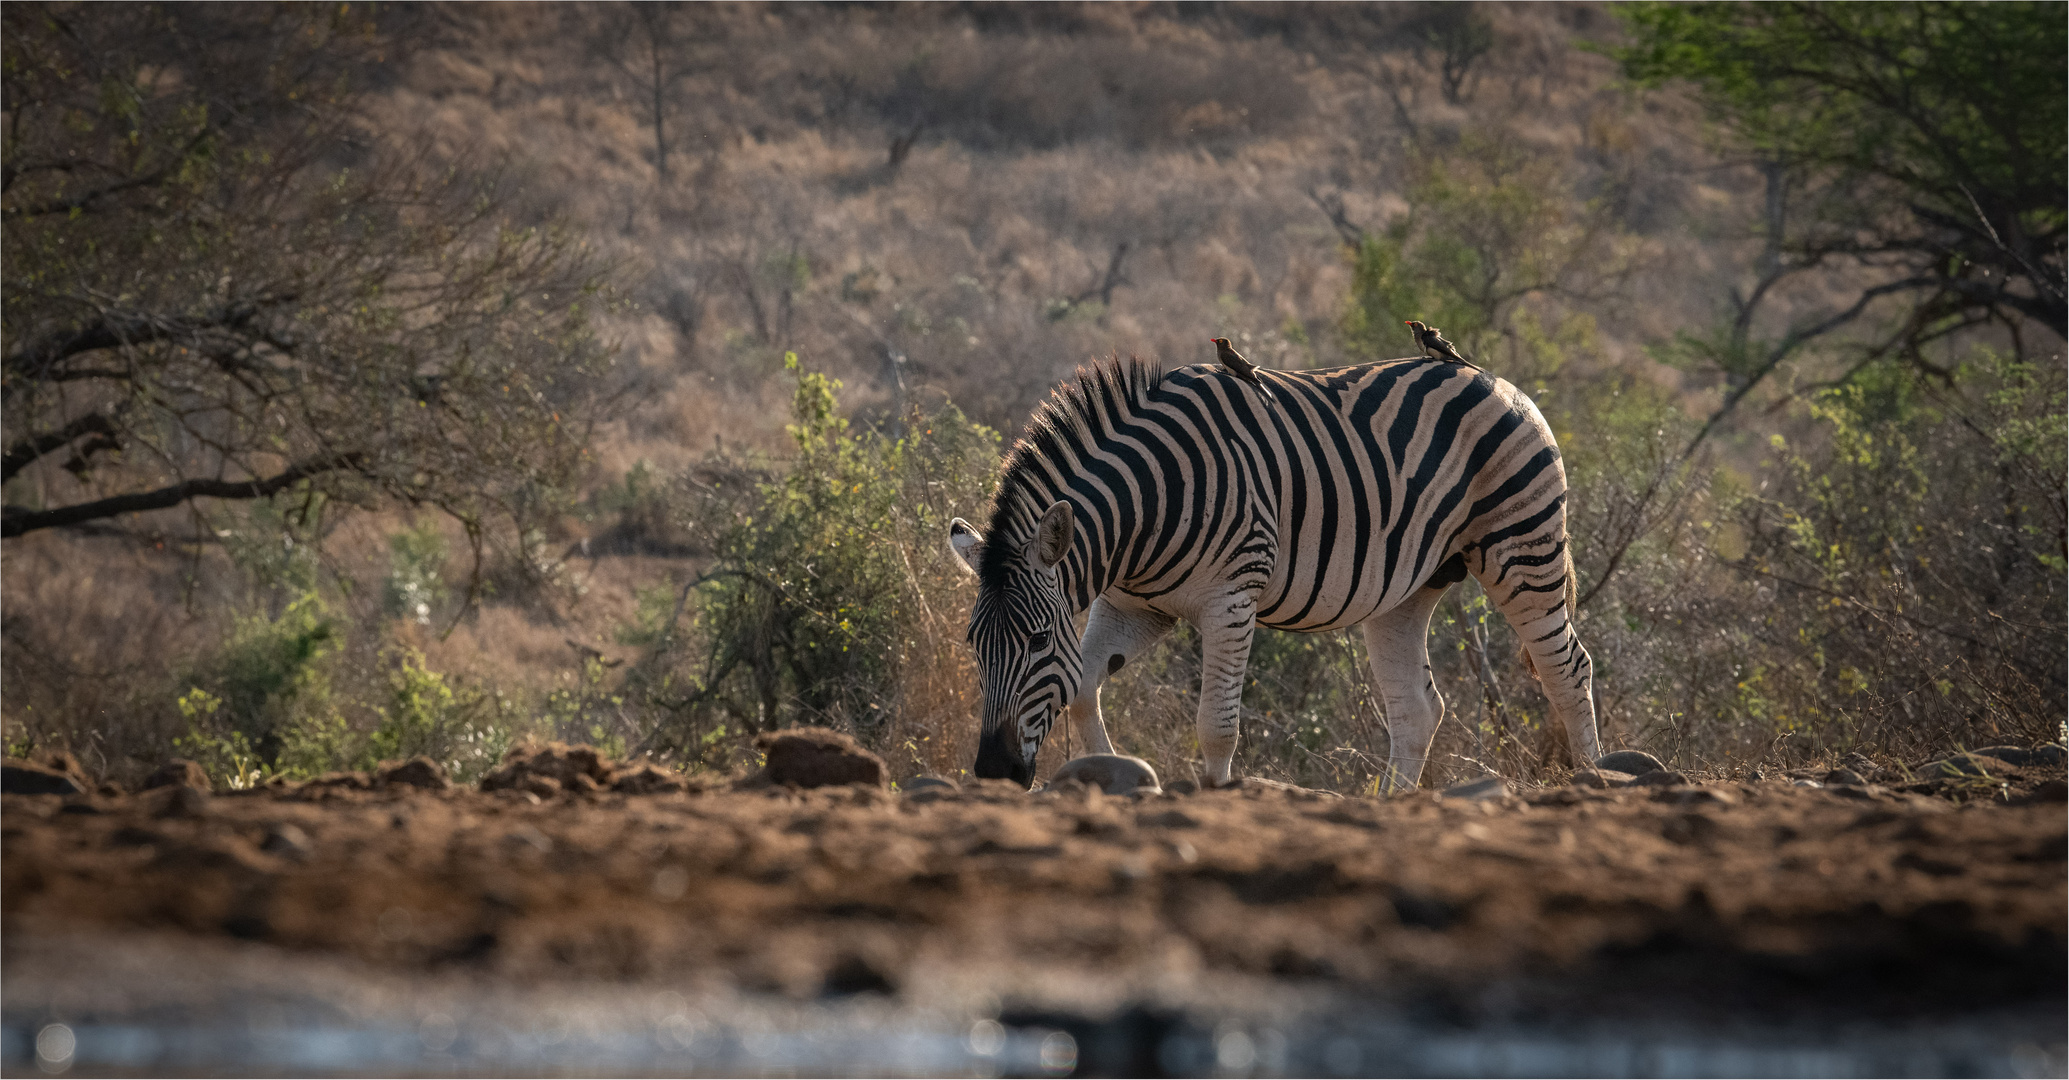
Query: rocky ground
[[2, 737, 2064, 1076]]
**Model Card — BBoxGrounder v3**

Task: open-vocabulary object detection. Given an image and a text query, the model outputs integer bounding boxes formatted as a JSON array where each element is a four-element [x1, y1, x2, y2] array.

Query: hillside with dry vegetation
[[4, 2, 2062, 794]]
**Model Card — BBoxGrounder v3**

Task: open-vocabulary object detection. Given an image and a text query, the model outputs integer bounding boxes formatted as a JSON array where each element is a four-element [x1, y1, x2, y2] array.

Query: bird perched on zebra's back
[[1404, 320, 1482, 371], [1209, 337, 1275, 405]]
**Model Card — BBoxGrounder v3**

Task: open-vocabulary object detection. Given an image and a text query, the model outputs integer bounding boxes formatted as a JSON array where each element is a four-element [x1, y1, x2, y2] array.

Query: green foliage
[[368, 646, 509, 782], [1, 6, 619, 540], [1343, 134, 1629, 362], [1613, 3, 2065, 219], [383, 518, 451, 625], [1609, 2, 2066, 336], [661, 352, 999, 747], [193, 592, 344, 771]]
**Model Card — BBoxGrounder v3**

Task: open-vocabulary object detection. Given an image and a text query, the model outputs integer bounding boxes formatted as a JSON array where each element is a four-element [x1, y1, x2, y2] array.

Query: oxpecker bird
[[1404, 320, 1482, 371], [1210, 337, 1275, 406]]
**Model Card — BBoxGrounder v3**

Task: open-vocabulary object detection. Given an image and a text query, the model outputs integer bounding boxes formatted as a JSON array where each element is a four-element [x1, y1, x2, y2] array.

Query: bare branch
[[0, 451, 366, 538]]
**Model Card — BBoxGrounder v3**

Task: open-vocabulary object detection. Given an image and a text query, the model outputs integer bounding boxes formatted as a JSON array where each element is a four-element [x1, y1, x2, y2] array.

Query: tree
[[1611, 2, 2067, 450], [1, 5, 615, 542], [595, 2, 690, 187]]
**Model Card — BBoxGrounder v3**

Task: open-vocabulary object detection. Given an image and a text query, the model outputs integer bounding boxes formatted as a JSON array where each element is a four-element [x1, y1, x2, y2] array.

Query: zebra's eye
[[1027, 630, 1053, 653]]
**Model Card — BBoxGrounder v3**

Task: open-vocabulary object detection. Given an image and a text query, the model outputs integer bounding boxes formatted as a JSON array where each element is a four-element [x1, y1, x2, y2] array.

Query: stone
[[1441, 775, 1508, 801], [1570, 768, 1636, 789], [140, 759, 213, 793], [610, 763, 691, 795], [1, 758, 86, 796], [758, 727, 886, 789], [1792, 779, 1823, 789], [376, 756, 451, 791], [1971, 745, 2066, 768], [262, 823, 312, 858], [1657, 786, 1738, 807], [1049, 754, 1161, 796], [480, 742, 614, 792], [2017, 779, 2067, 804], [150, 785, 212, 819], [901, 776, 959, 795], [1596, 750, 1666, 776], [517, 774, 562, 799], [1631, 770, 1689, 788], [1823, 768, 1867, 787], [1918, 755, 1994, 779]]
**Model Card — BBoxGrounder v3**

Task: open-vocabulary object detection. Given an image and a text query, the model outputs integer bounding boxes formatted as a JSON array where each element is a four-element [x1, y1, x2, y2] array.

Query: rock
[[375, 756, 451, 791], [478, 741, 613, 793], [1631, 770, 1689, 788], [1823, 768, 1867, 787], [1208, 776, 1339, 798], [140, 759, 213, 793], [1747, 767, 1765, 782], [1658, 786, 1737, 807], [1, 758, 86, 795], [1596, 750, 1666, 776], [517, 774, 562, 799], [262, 823, 312, 858], [610, 763, 692, 795], [1971, 745, 2066, 768], [1441, 775, 1508, 801], [150, 784, 212, 819], [756, 727, 886, 789], [1049, 754, 1161, 796], [1570, 768, 1636, 789], [2017, 779, 2067, 804], [1918, 755, 1994, 779], [302, 771, 375, 792], [1792, 779, 1823, 789], [901, 776, 959, 796]]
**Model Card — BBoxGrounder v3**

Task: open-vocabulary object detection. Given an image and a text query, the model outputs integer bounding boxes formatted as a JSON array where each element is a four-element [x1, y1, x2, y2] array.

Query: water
[[6, 1010, 2061, 1077]]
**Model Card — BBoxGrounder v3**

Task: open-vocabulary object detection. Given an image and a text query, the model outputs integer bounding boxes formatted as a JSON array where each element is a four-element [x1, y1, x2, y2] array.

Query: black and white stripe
[[949, 356, 1597, 789]]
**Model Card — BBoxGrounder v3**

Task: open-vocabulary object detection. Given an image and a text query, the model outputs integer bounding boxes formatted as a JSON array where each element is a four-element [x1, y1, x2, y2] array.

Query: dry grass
[[5, 3, 2058, 791]]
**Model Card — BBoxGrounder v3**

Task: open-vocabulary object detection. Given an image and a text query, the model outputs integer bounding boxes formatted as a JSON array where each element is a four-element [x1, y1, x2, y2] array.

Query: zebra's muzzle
[[974, 729, 1035, 789]]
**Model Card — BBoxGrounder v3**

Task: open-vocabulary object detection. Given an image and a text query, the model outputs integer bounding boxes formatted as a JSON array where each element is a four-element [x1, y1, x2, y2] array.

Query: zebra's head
[[947, 500, 1082, 789]]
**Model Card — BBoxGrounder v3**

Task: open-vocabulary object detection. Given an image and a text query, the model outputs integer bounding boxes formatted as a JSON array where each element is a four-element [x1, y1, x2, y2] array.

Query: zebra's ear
[[1032, 500, 1074, 571], [948, 518, 984, 575]]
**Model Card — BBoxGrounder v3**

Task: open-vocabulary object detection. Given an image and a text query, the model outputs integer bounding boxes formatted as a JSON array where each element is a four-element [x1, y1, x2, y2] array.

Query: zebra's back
[[1116, 358, 1569, 633]]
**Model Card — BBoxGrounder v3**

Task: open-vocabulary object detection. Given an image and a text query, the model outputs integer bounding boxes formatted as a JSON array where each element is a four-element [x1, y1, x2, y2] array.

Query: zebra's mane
[[978, 355, 1163, 590]]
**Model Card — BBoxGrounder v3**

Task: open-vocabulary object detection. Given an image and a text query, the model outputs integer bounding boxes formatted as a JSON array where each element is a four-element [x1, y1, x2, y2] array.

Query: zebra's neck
[[995, 485, 1115, 614]]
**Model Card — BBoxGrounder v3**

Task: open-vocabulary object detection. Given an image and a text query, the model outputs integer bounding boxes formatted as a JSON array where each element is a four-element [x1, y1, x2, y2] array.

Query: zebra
[[947, 355, 1597, 791]]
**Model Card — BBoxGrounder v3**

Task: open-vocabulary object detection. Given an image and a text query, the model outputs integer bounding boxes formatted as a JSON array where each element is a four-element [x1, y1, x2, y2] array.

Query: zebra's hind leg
[[1362, 583, 1450, 793], [1064, 597, 1177, 757], [1194, 591, 1259, 788], [1475, 545, 1599, 768]]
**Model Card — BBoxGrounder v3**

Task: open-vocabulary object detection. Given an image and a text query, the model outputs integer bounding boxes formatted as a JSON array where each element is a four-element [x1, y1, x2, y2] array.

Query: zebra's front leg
[[1063, 598, 1177, 756], [1194, 591, 1259, 788]]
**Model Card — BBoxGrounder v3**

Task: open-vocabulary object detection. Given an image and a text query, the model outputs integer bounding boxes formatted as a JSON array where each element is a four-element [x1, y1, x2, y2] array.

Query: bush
[[635, 354, 999, 771]]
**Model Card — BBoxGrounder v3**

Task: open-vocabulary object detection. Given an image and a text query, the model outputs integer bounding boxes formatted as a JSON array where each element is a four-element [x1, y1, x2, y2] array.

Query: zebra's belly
[[1253, 538, 1467, 634]]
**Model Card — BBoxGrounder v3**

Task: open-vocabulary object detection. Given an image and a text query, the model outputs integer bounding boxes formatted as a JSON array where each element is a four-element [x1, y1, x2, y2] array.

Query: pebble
[[1049, 755, 1161, 796], [1441, 775, 1508, 801], [1570, 768, 1635, 789], [1595, 750, 1667, 776]]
